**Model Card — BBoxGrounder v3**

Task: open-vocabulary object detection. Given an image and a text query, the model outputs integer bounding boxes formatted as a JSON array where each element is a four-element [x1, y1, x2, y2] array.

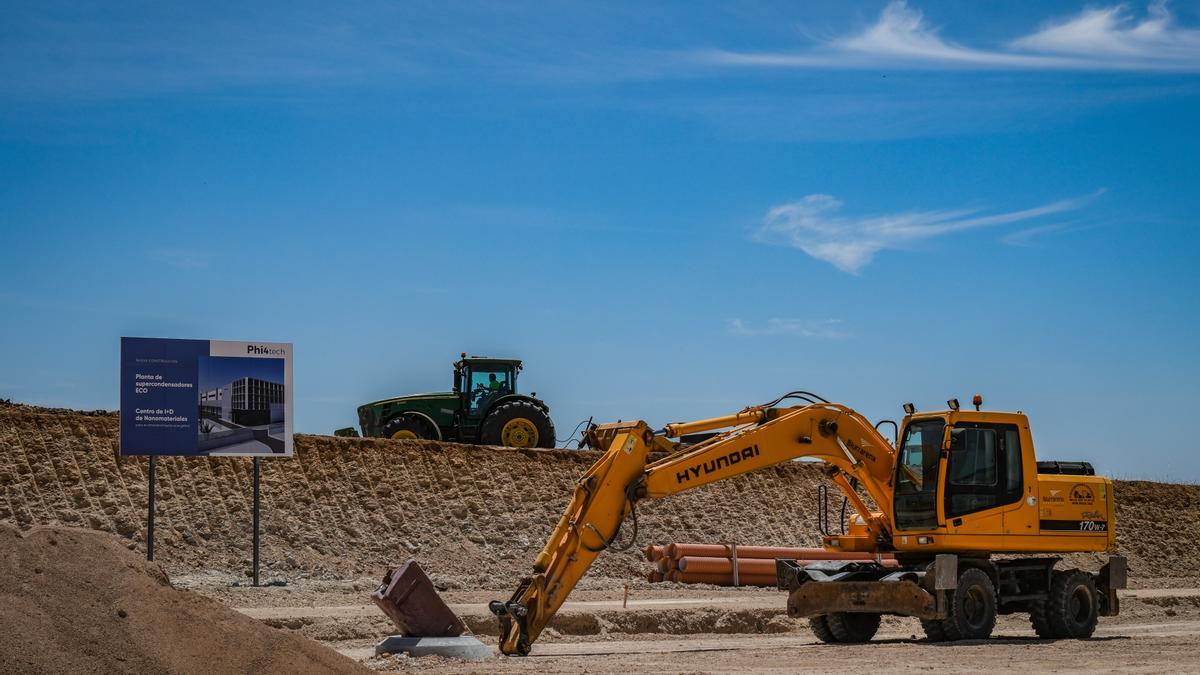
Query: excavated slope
[[0, 402, 1196, 587]]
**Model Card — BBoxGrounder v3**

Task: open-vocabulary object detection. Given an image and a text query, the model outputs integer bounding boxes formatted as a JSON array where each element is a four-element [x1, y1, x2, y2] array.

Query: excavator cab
[[892, 413, 1027, 535]]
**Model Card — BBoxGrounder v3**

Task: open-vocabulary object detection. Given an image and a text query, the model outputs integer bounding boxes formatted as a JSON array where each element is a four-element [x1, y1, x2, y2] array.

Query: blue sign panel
[[120, 337, 293, 457]]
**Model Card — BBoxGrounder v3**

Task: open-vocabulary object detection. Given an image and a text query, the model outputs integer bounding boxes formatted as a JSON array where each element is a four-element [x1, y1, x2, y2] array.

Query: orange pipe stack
[[643, 543, 896, 587]]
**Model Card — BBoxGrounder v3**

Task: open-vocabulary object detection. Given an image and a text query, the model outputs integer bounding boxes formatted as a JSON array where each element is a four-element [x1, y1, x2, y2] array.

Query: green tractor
[[335, 355, 556, 449]]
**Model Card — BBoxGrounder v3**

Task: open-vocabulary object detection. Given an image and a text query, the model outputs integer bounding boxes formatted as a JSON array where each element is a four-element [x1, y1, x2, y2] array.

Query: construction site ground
[[197, 577, 1200, 673], [3, 401, 1200, 673]]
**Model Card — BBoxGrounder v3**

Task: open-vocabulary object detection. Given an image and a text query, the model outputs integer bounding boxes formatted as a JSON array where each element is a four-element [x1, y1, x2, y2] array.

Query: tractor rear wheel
[[480, 401, 555, 449], [382, 414, 434, 441]]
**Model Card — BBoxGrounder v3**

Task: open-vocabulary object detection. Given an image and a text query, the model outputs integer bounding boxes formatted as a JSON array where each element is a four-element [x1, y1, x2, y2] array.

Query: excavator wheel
[[809, 615, 838, 644], [923, 567, 997, 641], [919, 618, 948, 642], [1029, 598, 1054, 639], [825, 612, 881, 643], [1031, 569, 1099, 639], [382, 414, 435, 441], [481, 401, 556, 449]]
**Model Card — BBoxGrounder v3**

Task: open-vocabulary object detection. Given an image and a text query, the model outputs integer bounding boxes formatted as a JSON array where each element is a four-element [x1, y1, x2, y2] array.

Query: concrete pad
[[374, 635, 493, 661]]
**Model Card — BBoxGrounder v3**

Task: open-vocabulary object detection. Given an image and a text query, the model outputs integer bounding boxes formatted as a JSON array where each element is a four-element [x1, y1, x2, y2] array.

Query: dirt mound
[[0, 523, 367, 674], [2, 403, 1198, 588]]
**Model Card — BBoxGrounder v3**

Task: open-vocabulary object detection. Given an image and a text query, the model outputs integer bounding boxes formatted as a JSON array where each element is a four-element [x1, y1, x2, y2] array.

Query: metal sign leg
[[253, 457, 261, 587], [147, 455, 156, 562]]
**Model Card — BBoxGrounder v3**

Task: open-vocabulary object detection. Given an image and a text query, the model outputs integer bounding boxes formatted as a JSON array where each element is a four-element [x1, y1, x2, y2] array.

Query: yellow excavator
[[490, 392, 1125, 654]]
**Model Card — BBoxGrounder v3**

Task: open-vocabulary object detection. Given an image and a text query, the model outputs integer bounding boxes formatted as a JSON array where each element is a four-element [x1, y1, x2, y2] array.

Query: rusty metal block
[[372, 560, 466, 637]]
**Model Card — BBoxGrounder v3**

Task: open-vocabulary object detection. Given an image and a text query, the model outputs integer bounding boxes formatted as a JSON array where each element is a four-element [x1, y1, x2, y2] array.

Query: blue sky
[[1, 1, 1197, 480]]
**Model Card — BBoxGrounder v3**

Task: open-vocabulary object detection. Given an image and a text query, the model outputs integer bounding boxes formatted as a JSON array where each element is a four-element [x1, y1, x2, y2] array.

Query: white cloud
[[1013, 1, 1200, 60], [753, 190, 1102, 273], [701, 1, 1200, 72], [834, 1, 1056, 68], [727, 318, 847, 338]]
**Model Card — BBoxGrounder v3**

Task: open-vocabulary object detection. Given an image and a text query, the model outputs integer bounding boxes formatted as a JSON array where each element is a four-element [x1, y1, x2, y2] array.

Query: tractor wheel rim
[[391, 430, 418, 440], [501, 418, 538, 448]]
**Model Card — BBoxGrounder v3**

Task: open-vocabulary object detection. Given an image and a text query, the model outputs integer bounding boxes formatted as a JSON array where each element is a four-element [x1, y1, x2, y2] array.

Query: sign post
[[120, 337, 293, 570], [253, 457, 261, 586], [147, 456, 156, 561]]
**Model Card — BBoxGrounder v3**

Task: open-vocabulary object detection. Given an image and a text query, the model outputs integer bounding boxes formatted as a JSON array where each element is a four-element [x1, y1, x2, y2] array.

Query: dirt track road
[[234, 587, 1200, 622], [355, 620, 1200, 673], [224, 587, 1200, 673]]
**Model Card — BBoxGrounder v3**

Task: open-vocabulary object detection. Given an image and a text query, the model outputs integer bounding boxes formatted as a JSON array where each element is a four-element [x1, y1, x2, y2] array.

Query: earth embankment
[[1, 401, 1196, 587]]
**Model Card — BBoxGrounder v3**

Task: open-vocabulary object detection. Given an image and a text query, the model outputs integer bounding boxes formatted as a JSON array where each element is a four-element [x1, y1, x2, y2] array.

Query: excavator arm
[[489, 402, 897, 655]]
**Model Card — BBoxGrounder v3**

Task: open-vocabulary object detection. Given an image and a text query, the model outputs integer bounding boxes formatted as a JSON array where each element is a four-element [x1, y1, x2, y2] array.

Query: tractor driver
[[474, 373, 508, 411]]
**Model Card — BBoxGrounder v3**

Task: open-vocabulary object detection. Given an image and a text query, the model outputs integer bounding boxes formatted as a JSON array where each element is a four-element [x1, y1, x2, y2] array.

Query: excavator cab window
[[945, 422, 1023, 518], [894, 419, 944, 530]]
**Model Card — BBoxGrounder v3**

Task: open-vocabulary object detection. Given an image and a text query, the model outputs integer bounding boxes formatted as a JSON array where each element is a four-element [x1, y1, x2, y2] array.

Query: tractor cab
[[455, 356, 521, 417]]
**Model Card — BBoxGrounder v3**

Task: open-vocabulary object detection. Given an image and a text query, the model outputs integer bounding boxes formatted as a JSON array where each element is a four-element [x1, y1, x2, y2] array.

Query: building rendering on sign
[[200, 376, 284, 426]]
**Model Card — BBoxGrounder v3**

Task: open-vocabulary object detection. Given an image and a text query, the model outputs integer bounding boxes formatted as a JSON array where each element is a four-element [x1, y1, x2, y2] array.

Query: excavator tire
[[808, 615, 838, 644], [480, 401, 556, 449], [382, 414, 435, 441], [1034, 569, 1099, 639], [919, 617, 949, 642], [1029, 597, 1055, 638], [928, 567, 997, 641], [825, 612, 881, 643]]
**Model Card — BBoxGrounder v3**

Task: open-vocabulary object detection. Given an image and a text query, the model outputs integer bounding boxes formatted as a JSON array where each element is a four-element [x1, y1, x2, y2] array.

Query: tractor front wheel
[[382, 414, 434, 441], [481, 401, 555, 449]]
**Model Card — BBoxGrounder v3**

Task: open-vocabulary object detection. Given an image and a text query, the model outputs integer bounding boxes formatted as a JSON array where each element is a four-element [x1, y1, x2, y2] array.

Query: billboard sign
[[120, 337, 293, 456]]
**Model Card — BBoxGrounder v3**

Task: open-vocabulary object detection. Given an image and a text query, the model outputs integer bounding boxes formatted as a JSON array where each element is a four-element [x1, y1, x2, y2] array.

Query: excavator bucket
[[372, 560, 466, 637]]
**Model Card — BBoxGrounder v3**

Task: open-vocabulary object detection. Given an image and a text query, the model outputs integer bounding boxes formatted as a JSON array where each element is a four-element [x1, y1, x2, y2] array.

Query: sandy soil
[[187, 578, 1200, 674], [362, 629, 1200, 674], [0, 523, 367, 674]]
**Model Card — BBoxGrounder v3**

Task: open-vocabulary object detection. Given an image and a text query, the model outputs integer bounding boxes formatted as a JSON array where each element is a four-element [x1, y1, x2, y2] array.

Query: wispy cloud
[[701, 1, 1200, 72], [1013, 1, 1200, 60], [753, 190, 1103, 273], [1001, 222, 1073, 248], [727, 318, 847, 338], [151, 248, 207, 270]]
